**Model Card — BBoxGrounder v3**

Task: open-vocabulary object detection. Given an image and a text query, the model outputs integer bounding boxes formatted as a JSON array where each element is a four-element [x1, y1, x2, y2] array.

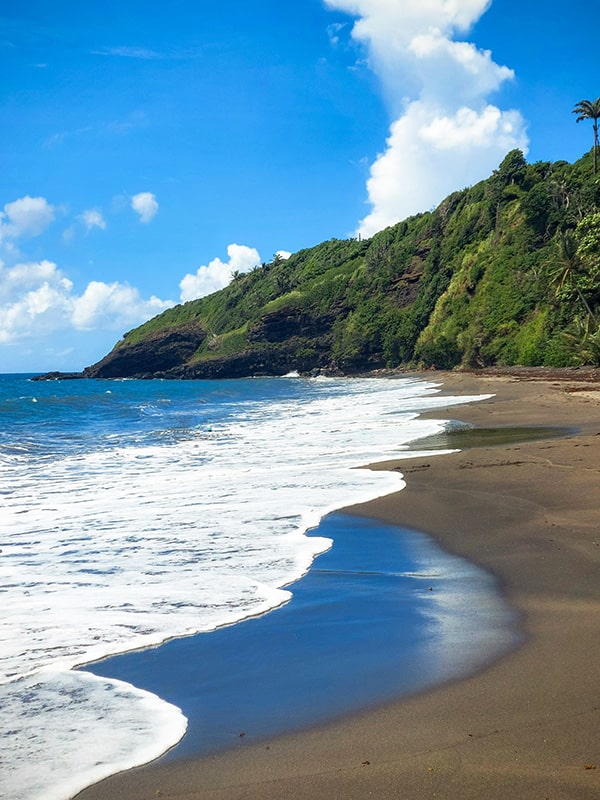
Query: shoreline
[[84, 510, 518, 766], [77, 372, 600, 800]]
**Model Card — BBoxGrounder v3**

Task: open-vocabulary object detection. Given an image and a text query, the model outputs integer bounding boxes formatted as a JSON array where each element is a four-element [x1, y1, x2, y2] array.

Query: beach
[[77, 370, 600, 800]]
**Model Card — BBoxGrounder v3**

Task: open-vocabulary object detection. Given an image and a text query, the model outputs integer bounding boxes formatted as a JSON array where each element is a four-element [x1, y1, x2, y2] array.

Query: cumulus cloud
[[71, 281, 169, 329], [0, 259, 172, 345], [131, 192, 158, 223], [323, 0, 529, 236], [79, 209, 106, 231], [179, 243, 261, 302], [361, 100, 526, 232], [0, 259, 70, 300], [0, 196, 55, 242], [275, 250, 292, 260]]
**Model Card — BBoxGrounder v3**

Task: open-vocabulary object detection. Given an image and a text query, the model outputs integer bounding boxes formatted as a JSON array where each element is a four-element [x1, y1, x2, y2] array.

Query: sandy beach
[[77, 370, 600, 800]]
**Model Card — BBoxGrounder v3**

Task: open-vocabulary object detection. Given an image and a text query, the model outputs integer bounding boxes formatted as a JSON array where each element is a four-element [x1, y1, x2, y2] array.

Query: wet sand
[[77, 371, 600, 800]]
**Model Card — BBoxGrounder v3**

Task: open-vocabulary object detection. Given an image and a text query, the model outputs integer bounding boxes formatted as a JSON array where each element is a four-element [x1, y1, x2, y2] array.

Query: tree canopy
[[573, 97, 600, 173], [83, 150, 600, 379]]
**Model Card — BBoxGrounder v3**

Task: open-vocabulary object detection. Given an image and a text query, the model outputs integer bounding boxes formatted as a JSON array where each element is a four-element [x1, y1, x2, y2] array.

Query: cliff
[[72, 150, 600, 379]]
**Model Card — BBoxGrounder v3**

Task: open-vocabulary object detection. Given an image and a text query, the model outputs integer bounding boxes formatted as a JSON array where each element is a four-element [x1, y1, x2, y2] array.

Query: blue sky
[[1, 0, 599, 372]]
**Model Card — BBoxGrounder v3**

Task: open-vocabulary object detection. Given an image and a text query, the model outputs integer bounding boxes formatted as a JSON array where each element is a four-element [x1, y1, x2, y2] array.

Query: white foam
[[0, 376, 490, 799], [0, 669, 186, 800]]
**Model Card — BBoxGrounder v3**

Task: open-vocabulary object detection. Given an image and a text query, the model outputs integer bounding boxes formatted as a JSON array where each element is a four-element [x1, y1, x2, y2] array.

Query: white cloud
[[80, 208, 106, 231], [0, 259, 172, 345], [179, 243, 261, 302], [327, 22, 346, 46], [44, 126, 94, 149], [92, 46, 163, 59], [91, 46, 202, 61], [131, 192, 158, 223], [361, 100, 527, 232], [79, 209, 106, 231], [276, 250, 292, 260], [0, 261, 74, 344], [0, 196, 55, 242], [62, 226, 76, 244], [0, 259, 71, 300], [71, 281, 169, 330], [323, 0, 528, 237]]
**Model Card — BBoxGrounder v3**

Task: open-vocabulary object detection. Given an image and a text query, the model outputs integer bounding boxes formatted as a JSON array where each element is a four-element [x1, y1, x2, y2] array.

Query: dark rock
[[248, 308, 338, 343], [30, 371, 84, 381], [84, 324, 207, 379], [159, 342, 330, 380]]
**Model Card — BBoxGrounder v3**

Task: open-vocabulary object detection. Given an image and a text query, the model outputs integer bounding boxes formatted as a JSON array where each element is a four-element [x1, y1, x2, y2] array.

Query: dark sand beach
[[77, 371, 600, 800]]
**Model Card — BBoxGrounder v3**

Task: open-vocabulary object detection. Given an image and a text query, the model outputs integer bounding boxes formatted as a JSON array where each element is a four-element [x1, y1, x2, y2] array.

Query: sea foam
[[0, 376, 489, 800]]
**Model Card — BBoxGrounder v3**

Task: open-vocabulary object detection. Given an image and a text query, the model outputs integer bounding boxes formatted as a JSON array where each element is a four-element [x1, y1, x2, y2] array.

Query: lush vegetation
[[573, 97, 600, 173], [103, 148, 600, 376]]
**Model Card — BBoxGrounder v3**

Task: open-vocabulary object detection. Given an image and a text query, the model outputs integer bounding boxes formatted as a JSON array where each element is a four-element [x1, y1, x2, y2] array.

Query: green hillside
[[85, 149, 600, 379]]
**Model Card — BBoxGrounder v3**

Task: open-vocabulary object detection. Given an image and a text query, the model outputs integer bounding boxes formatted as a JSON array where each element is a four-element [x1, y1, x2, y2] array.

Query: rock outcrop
[[83, 324, 207, 379], [33, 150, 600, 381]]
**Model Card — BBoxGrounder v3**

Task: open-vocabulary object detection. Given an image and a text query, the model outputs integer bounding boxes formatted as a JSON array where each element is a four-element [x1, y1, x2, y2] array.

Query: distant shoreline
[[76, 371, 600, 800], [28, 363, 600, 384]]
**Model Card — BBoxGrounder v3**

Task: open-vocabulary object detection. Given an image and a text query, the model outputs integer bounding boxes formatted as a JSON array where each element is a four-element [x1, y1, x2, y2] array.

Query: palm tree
[[549, 231, 595, 322], [562, 316, 600, 365], [573, 97, 600, 173]]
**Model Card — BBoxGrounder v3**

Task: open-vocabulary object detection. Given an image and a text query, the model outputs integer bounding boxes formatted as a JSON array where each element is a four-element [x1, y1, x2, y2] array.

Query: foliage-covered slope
[[85, 149, 600, 379]]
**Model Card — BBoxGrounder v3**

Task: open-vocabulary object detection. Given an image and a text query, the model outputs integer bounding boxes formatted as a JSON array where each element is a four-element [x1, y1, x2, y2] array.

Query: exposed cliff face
[[247, 307, 338, 343], [83, 324, 207, 378], [82, 313, 340, 380], [40, 150, 600, 381]]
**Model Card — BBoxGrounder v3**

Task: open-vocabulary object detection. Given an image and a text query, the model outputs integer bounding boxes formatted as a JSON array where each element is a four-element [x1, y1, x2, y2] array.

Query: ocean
[[0, 373, 518, 799]]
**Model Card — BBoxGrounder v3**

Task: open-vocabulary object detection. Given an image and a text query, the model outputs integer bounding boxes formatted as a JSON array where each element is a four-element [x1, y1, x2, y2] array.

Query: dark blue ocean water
[[0, 373, 518, 799], [88, 512, 518, 761]]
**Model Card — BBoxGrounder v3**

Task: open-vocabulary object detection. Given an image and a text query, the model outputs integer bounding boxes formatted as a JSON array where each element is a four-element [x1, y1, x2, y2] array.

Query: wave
[[0, 375, 490, 799]]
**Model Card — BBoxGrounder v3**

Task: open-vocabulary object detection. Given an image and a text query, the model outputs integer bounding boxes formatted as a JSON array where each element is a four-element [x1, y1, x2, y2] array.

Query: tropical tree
[[573, 97, 600, 173], [549, 230, 595, 322], [561, 316, 600, 365]]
